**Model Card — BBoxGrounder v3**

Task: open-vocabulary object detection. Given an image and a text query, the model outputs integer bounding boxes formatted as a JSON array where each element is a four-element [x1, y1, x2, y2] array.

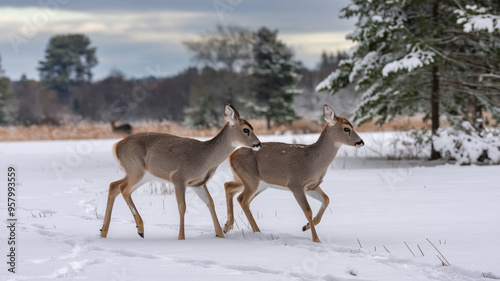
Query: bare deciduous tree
[[183, 25, 253, 73]]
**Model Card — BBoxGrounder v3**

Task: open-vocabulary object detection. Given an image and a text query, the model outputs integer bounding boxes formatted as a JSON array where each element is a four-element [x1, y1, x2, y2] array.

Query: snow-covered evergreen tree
[[246, 27, 301, 129], [317, 0, 500, 159], [183, 93, 221, 128]]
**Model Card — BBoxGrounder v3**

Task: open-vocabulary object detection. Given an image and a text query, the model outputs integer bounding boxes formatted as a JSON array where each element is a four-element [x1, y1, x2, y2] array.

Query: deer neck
[[203, 123, 236, 166], [308, 126, 342, 167]]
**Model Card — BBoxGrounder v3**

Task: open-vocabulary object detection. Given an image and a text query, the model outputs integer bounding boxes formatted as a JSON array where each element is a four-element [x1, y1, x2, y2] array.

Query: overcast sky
[[0, 0, 355, 81]]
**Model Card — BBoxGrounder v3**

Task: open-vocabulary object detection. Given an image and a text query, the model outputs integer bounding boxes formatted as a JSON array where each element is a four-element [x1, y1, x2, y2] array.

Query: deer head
[[224, 104, 262, 151], [323, 104, 364, 148]]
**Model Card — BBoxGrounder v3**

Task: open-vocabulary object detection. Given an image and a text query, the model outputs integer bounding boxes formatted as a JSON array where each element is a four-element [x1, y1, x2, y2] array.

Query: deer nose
[[355, 140, 364, 148], [253, 142, 262, 151]]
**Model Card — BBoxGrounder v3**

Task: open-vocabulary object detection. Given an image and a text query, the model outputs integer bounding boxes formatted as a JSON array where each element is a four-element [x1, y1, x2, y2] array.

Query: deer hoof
[[302, 223, 310, 232], [138, 232, 144, 238], [223, 224, 232, 234]]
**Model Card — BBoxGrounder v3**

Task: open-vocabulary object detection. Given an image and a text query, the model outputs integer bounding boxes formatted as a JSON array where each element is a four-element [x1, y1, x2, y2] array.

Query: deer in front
[[223, 105, 364, 243], [100, 104, 261, 239]]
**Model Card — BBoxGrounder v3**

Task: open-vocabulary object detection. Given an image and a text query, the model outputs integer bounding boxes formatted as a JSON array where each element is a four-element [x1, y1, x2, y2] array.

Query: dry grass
[[0, 121, 219, 142], [354, 112, 497, 132], [356, 115, 433, 132], [1, 116, 432, 142]]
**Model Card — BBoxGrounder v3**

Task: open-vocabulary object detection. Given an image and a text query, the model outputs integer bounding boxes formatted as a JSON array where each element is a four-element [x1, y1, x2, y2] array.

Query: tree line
[[0, 27, 350, 128], [2, 0, 497, 147]]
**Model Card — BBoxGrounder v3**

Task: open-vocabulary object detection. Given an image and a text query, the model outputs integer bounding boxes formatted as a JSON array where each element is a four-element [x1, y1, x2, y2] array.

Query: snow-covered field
[[1, 132, 499, 281]]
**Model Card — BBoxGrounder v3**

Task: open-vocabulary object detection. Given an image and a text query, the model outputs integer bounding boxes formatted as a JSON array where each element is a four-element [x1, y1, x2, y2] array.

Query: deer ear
[[224, 104, 239, 125], [323, 104, 337, 126]]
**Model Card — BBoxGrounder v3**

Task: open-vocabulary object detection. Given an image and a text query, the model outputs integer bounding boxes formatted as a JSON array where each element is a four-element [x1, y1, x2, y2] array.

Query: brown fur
[[100, 105, 261, 240], [223, 105, 364, 243]]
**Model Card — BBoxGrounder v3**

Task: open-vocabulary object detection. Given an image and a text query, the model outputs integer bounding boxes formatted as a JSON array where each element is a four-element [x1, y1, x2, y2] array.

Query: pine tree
[[317, 0, 500, 159], [452, 2, 500, 127], [183, 25, 253, 128], [183, 66, 228, 128], [38, 34, 97, 105], [247, 27, 301, 129], [183, 93, 221, 128]]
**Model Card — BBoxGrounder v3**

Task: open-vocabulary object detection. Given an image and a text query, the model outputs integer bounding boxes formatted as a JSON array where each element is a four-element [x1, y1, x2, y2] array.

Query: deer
[[223, 105, 364, 243], [110, 119, 133, 135], [100, 104, 262, 240]]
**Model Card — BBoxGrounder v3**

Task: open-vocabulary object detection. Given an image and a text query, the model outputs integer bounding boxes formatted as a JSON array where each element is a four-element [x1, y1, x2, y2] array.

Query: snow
[[315, 69, 340, 92], [382, 49, 435, 77], [1, 133, 499, 280], [433, 122, 500, 165], [461, 14, 500, 33], [455, 6, 500, 33], [372, 15, 383, 23], [349, 51, 378, 82]]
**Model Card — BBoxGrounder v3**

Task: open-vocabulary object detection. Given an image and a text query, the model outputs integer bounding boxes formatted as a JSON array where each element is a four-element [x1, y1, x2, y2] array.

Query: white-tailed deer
[[110, 119, 133, 135], [223, 105, 364, 243], [100, 104, 261, 239]]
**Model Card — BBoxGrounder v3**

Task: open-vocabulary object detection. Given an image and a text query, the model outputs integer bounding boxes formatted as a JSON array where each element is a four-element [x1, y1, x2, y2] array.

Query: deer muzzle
[[253, 142, 262, 151], [355, 140, 364, 148]]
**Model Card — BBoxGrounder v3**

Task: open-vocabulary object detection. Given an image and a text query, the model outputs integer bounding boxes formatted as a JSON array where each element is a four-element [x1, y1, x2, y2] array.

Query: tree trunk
[[472, 98, 483, 131], [430, 65, 440, 160], [266, 116, 271, 130], [430, 0, 441, 160]]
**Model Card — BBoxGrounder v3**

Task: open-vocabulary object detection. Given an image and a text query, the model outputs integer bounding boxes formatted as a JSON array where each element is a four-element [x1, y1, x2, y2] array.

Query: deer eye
[[344, 128, 350, 133], [243, 128, 250, 135]]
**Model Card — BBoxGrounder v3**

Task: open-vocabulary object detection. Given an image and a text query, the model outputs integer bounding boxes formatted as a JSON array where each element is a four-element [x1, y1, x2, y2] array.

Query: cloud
[[0, 7, 209, 44], [279, 32, 355, 69], [280, 31, 355, 56], [0, 2, 355, 80], [0, 6, 211, 79]]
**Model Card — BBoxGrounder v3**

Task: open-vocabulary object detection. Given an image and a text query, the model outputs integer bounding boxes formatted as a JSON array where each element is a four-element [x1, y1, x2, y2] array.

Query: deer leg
[[174, 182, 187, 240], [100, 178, 126, 237], [192, 185, 225, 238], [303, 186, 330, 231], [237, 179, 262, 233], [291, 188, 321, 243], [121, 180, 145, 238], [223, 181, 244, 233]]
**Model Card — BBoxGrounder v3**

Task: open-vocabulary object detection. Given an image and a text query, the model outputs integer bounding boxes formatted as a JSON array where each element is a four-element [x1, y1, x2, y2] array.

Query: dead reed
[[0, 115, 435, 142]]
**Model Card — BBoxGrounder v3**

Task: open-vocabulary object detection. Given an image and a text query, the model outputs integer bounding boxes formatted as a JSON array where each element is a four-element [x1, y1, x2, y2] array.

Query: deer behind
[[110, 119, 132, 135], [223, 105, 364, 242]]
